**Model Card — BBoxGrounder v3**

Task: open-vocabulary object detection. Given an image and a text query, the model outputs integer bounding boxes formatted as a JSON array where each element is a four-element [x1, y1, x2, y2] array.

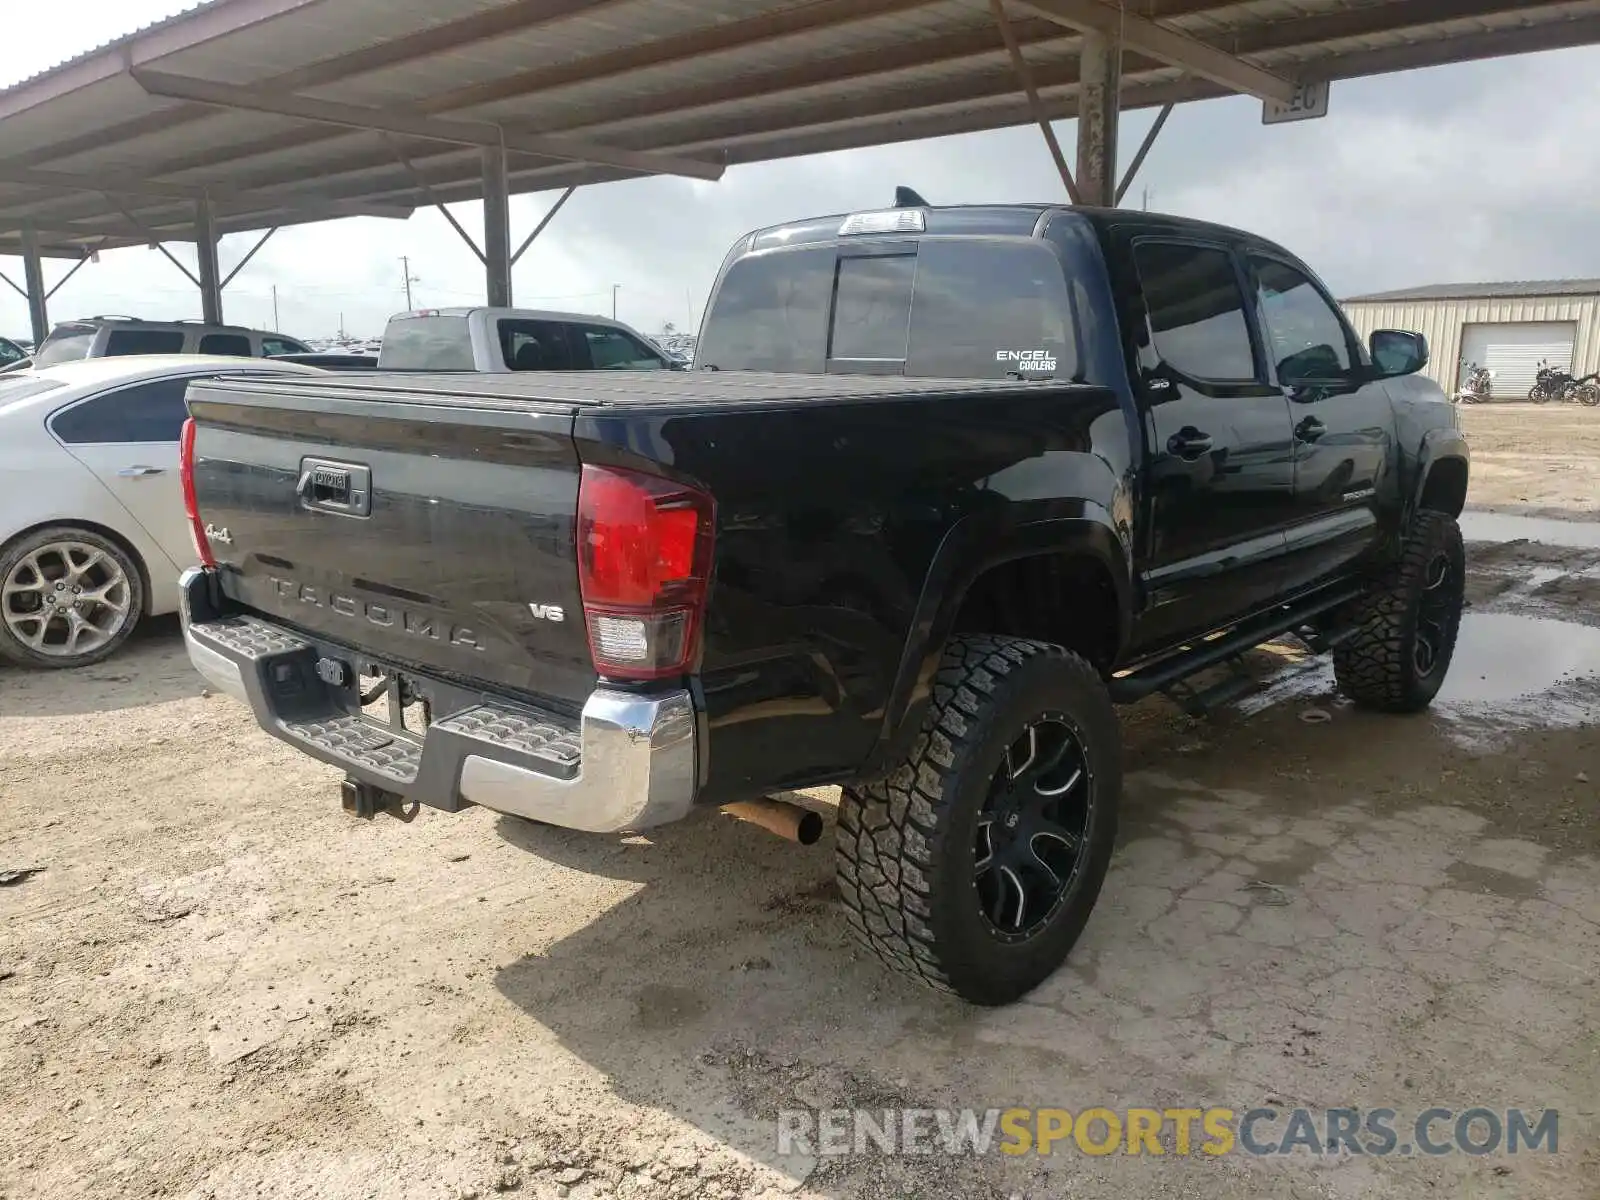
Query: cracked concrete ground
[[2, 524, 1598, 1198]]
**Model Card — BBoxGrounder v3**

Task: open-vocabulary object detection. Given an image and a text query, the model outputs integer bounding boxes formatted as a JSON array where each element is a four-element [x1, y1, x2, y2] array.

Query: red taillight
[[179, 418, 215, 568], [576, 464, 714, 681]]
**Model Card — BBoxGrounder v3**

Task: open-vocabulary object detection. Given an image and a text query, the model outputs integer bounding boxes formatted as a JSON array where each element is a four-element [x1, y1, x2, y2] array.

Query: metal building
[[1342, 280, 1600, 399]]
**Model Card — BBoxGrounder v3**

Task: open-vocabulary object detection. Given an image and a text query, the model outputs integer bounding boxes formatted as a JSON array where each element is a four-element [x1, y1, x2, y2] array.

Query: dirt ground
[[3, 413, 1600, 1200], [1460, 403, 1600, 516]]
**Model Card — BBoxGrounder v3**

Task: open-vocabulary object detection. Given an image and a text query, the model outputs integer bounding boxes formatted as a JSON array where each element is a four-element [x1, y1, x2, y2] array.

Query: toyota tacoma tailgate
[[184, 372, 597, 708]]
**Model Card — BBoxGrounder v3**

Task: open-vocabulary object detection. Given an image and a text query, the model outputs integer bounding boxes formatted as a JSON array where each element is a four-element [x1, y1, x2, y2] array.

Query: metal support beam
[[133, 70, 726, 182], [1116, 102, 1173, 205], [220, 225, 278, 290], [991, 0, 1079, 204], [511, 186, 577, 266], [1076, 32, 1120, 208], [387, 137, 485, 264], [46, 250, 97, 301], [195, 198, 223, 325], [19, 226, 49, 346], [482, 146, 513, 307], [1014, 0, 1295, 103]]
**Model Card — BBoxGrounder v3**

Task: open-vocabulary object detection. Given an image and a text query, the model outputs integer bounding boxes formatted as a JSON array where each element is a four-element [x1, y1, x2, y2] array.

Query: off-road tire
[[0, 525, 144, 669], [835, 635, 1121, 1005], [1333, 510, 1464, 713]]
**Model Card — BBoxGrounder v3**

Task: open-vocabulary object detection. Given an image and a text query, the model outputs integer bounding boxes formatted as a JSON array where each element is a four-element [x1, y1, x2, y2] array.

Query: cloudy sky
[[4, 1, 1599, 342]]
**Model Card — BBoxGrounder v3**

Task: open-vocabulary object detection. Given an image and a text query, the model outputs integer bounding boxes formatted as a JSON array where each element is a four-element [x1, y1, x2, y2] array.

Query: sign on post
[[1262, 81, 1330, 125]]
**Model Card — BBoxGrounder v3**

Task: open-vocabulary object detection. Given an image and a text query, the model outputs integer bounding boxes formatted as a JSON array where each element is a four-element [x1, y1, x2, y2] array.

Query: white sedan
[[0, 355, 319, 668]]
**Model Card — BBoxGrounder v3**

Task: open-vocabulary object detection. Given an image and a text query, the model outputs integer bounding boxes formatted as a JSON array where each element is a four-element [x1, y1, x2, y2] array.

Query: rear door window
[[696, 247, 835, 372], [198, 333, 253, 356], [50, 378, 192, 444], [500, 320, 577, 371], [104, 328, 186, 356], [1132, 241, 1258, 382], [907, 240, 1077, 379]]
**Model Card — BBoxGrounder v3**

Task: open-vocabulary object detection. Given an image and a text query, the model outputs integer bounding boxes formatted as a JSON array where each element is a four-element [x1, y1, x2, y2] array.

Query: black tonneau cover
[[219, 369, 1077, 415]]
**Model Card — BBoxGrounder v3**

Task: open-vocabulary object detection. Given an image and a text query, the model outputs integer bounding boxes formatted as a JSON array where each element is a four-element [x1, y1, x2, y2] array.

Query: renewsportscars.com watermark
[[776, 1107, 1559, 1159]]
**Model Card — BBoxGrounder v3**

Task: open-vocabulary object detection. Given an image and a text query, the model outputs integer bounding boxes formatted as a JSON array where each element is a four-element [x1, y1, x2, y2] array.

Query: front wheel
[[1333, 511, 1465, 713], [835, 635, 1121, 1005]]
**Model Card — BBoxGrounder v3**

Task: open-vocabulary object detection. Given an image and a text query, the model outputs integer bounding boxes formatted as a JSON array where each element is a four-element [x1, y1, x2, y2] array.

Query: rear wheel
[[0, 526, 143, 669], [1333, 511, 1464, 713], [1577, 383, 1600, 407], [835, 635, 1121, 1005]]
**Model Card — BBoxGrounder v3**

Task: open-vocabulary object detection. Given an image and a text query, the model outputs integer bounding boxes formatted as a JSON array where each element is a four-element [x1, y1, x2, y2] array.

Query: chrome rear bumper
[[179, 568, 698, 832]]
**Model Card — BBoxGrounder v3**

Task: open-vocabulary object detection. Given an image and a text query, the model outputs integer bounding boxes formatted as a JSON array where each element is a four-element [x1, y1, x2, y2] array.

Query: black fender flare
[[862, 503, 1133, 776], [1410, 426, 1470, 521]]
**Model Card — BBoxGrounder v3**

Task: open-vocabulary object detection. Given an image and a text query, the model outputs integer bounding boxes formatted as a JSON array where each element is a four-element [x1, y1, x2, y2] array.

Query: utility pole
[[1141, 185, 1151, 212], [271, 284, 280, 331], [611, 284, 620, 320], [400, 256, 419, 310]]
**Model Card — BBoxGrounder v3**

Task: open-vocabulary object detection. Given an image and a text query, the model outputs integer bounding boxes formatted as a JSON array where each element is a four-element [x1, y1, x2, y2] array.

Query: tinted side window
[[908, 240, 1077, 380], [51, 378, 192, 444], [104, 329, 186, 356], [831, 255, 915, 361], [575, 326, 665, 370], [696, 247, 834, 372], [199, 333, 253, 356], [261, 337, 307, 356], [1132, 242, 1257, 382], [500, 320, 576, 371], [0, 339, 24, 365], [1251, 256, 1352, 385]]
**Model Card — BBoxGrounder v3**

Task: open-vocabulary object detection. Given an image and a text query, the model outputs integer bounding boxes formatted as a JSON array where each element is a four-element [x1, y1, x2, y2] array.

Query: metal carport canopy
[[2, 0, 1598, 336]]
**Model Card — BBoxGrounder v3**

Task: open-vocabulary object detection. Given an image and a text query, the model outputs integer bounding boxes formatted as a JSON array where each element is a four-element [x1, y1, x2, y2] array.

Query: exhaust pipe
[[722, 798, 824, 845]]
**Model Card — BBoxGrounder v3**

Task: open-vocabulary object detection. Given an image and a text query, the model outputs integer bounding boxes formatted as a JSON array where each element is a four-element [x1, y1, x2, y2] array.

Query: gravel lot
[[1459, 403, 1600, 516], [3, 404, 1598, 1200]]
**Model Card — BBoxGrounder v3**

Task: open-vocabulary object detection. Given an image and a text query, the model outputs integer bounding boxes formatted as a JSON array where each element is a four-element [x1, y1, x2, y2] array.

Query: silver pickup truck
[[376, 307, 685, 373]]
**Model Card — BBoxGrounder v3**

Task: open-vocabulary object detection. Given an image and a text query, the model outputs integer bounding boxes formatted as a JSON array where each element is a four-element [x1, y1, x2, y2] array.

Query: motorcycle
[[1455, 361, 1494, 404], [1529, 360, 1569, 403]]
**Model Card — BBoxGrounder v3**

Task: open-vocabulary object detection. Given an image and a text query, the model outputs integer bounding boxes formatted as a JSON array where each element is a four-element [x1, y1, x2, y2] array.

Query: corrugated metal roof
[[1345, 279, 1600, 303], [3, 0, 1600, 258], [4, 1, 219, 92]]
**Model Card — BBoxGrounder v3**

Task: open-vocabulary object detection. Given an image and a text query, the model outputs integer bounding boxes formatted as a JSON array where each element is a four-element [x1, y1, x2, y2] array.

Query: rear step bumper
[[178, 569, 697, 833]]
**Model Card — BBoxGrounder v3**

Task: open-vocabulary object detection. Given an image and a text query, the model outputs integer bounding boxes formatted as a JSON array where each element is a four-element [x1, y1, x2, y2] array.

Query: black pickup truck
[[178, 203, 1468, 1005]]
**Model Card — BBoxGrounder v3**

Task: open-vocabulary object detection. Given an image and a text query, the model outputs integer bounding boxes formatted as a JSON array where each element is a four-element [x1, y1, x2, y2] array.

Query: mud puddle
[[1439, 612, 1600, 704], [1242, 612, 1600, 746], [1461, 510, 1600, 548]]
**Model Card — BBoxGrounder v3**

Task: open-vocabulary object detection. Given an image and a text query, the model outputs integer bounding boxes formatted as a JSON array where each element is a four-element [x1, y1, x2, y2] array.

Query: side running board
[[1107, 584, 1364, 705]]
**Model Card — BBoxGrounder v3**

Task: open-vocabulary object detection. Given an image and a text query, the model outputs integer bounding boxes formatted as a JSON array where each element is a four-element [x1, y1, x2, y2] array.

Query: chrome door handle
[[117, 466, 164, 477]]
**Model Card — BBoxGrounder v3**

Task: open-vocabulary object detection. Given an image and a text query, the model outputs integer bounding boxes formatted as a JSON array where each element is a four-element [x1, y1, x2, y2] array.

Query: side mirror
[[1370, 329, 1428, 377]]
